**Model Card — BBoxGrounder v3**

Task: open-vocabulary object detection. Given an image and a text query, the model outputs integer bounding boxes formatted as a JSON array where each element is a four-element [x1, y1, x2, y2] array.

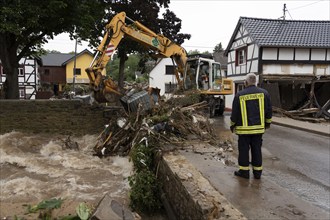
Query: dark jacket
[[230, 85, 272, 135]]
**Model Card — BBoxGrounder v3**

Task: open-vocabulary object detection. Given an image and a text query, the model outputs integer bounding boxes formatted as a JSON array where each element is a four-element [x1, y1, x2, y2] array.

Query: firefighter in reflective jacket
[[230, 73, 272, 179]]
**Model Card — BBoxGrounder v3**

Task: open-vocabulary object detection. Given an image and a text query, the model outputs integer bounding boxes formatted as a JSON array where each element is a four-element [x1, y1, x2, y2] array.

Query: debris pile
[[273, 100, 330, 123], [93, 92, 217, 157]]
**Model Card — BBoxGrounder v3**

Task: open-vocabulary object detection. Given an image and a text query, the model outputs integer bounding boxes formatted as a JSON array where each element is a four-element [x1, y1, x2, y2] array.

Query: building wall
[[262, 48, 330, 76], [66, 53, 94, 84], [226, 24, 260, 109], [225, 75, 248, 109], [149, 58, 179, 96], [39, 66, 66, 83], [227, 24, 258, 77], [1, 57, 39, 99]]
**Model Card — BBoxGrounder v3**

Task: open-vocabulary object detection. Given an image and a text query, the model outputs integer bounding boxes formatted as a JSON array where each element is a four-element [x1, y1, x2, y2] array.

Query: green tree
[[0, 0, 105, 99], [187, 49, 211, 55], [202, 50, 212, 55], [107, 53, 142, 82], [213, 42, 224, 53], [188, 49, 201, 55]]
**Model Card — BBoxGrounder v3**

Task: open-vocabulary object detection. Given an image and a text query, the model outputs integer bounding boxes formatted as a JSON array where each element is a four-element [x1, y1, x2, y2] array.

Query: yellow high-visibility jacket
[[230, 85, 272, 135]]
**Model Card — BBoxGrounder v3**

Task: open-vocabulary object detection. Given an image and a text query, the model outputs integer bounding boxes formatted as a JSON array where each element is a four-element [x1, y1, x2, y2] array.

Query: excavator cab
[[184, 54, 232, 95], [184, 54, 233, 117]]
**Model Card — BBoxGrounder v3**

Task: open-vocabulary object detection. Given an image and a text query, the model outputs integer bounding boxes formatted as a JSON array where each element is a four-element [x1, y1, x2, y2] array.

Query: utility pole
[[282, 3, 286, 20], [73, 37, 78, 95]]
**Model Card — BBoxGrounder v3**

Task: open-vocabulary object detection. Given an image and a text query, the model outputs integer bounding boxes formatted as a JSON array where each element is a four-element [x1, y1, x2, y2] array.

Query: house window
[[165, 82, 177, 93], [18, 67, 24, 76], [19, 88, 25, 99], [165, 65, 175, 75], [236, 47, 247, 65], [44, 69, 50, 75], [74, 68, 81, 75]]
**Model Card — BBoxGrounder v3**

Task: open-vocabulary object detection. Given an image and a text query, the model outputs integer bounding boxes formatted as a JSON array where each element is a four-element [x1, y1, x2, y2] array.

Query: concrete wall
[[159, 153, 245, 220], [0, 100, 107, 136]]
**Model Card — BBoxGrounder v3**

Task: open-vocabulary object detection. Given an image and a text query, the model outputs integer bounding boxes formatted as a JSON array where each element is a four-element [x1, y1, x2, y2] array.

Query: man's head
[[244, 73, 257, 87]]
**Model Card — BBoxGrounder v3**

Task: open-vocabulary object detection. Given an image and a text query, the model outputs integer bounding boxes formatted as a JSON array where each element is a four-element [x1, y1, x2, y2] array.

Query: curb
[[272, 120, 330, 137]]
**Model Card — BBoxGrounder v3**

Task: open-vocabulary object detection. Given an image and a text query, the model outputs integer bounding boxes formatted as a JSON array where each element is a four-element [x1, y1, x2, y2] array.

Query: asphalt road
[[181, 113, 330, 219], [263, 122, 330, 212]]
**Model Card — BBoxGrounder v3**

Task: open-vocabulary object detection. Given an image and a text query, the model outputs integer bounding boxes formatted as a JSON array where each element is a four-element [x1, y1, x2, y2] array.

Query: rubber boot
[[234, 170, 250, 179], [253, 170, 262, 179]]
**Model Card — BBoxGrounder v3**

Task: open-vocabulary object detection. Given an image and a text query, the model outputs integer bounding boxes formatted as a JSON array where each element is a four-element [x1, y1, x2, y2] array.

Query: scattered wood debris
[[59, 135, 79, 151], [93, 92, 217, 157], [273, 104, 329, 123]]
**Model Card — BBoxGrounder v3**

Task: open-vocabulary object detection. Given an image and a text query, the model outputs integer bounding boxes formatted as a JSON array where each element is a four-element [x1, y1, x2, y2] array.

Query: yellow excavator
[[86, 12, 233, 116]]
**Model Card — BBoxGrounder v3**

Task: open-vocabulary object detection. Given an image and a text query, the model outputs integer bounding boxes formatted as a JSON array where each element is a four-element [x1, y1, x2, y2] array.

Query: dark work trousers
[[238, 134, 263, 175]]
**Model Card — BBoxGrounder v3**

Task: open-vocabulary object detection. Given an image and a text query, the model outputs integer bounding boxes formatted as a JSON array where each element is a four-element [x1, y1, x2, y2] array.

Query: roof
[[40, 53, 74, 66], [62, 49, 93, 65], [40, 49, 93, 66], [225, 17, 330, 54]]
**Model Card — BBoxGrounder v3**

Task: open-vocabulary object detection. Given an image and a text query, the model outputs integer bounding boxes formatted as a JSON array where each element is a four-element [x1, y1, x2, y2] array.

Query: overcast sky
[[44, 0, 330, 53]]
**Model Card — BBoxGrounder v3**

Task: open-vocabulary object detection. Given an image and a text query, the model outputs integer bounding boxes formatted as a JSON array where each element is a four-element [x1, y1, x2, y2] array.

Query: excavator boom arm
[[86, 12, 187, 101]]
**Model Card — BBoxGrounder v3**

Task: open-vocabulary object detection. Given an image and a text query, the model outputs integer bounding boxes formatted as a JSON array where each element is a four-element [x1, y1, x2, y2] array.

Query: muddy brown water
[[0, 131, 133, 219]]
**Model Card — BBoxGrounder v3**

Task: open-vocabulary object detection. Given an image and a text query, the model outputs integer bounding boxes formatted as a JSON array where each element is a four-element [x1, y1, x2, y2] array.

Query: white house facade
[[149, 58, 179, 97], [225, 17, 330, 110]]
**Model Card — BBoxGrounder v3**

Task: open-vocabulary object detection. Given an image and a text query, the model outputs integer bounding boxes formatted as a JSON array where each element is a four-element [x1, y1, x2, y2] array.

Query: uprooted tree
[[0, 0, 190, 99]]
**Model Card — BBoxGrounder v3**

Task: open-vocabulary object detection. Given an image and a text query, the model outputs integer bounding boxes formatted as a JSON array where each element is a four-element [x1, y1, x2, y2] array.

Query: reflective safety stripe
[[239, 166, 250, 170], [237, 93, 265, 135], [240, 98, 248, 127], [236, 125, 264, 130], [236, 129, 265, 135], [253, 166, 263, 171], [259, 95, 264, 125], [266, 118, 272, 123]]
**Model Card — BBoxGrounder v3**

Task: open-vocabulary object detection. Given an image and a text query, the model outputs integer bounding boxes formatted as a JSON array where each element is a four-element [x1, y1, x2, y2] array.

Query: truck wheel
[[210, 104, 216, 118], [216, 100, 225, 116]]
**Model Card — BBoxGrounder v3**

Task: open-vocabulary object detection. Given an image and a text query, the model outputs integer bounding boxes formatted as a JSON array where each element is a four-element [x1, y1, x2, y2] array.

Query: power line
[[289, 0, 325, 10], [183, 45, 214, 49], [286, 9, 294, 20], [280, 1, 328, 20]]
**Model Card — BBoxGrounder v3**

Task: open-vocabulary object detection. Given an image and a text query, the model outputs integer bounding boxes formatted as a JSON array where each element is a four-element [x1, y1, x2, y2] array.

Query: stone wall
[[0, 100, 108, 136], [158, 153, 246, 220]]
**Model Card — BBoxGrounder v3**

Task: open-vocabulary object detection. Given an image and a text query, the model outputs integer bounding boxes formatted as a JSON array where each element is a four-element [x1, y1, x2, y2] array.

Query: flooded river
[[0, 131, 133, 218]]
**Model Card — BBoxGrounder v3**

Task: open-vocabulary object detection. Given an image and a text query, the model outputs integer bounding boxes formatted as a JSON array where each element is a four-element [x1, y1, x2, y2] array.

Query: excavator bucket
[[120, 90, 152, 113], [120, 87, 160, 113]]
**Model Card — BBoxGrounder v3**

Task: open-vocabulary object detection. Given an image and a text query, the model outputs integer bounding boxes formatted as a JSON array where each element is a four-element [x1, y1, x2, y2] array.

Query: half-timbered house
[[225, 17, 330, 111], [0, 56, 41, 99]]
